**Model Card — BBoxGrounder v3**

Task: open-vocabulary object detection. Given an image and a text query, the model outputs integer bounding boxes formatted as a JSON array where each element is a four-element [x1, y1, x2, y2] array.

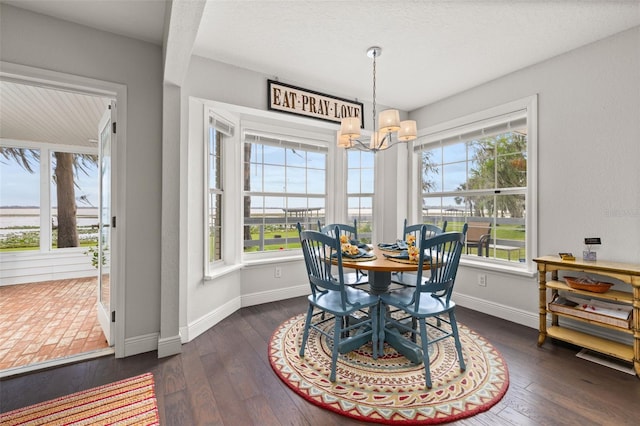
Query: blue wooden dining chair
[[379, 226, 466, 388], [297, 223, 379, 382], [317, 219, 368, 287], [403, 218, 448, 242], [391, 219, 448, 286]]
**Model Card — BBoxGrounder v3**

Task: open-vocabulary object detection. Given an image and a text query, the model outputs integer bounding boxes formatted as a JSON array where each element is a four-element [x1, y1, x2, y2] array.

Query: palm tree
[[466, 133, 526, 218], [0, 147, 97, 248], [421, 150, 439, 194]]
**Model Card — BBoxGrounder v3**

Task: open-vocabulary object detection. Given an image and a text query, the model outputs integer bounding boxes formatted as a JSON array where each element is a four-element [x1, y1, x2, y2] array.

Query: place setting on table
[[377, 234, 426, 263], [336, 234, 376, 261]]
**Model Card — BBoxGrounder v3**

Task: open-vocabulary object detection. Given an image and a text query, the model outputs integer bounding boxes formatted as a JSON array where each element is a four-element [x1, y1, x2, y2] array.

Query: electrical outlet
[[274, 266, 282, 278], [477, 274, 487, 287]]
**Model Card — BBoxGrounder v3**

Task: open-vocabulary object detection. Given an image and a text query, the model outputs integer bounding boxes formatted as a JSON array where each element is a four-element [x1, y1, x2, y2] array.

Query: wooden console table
[[533, 256, 640, 376]]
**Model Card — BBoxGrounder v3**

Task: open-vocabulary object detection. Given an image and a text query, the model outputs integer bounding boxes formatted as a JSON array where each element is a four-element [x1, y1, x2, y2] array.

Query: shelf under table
[[546, 280, 633, 304], [546, 326, 634, 362]]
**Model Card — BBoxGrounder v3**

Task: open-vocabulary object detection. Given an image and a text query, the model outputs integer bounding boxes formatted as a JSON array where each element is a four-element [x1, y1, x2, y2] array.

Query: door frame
[[97, 103, 115, 345], [1, 61, 127, 358]]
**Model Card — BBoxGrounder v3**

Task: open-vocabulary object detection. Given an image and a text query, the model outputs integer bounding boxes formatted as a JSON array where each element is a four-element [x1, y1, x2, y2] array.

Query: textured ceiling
[[193, 0, 640, 110]]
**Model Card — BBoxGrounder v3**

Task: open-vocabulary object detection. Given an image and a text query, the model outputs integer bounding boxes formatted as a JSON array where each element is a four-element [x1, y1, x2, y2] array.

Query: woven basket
[[564, 276, 612, 293]]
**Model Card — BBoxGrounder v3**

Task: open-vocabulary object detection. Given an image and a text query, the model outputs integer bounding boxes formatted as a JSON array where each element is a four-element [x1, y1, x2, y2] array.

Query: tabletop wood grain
[[339, 246, 421, 272]]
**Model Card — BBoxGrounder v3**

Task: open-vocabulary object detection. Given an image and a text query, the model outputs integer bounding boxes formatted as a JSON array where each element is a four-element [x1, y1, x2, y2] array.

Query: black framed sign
[[268, 79, 364, 127]]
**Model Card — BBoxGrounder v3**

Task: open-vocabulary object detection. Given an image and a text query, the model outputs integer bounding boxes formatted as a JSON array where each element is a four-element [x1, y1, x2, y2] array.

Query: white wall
[[0, 5, 164, 352], [410, 26, 640, 327], [0, 251, 97, 286]]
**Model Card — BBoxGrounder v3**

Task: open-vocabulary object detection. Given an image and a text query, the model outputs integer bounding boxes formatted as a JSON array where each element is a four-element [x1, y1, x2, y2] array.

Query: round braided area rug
[[269, 313, 509, 424]]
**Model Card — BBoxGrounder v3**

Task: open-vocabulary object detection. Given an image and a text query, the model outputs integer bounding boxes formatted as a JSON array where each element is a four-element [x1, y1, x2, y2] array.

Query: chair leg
[[449, 311, 466, 371], [299, 304, 314, 357], [411, 317, 418, 342], [370, 304, 378, 360], [330, 316, 342, 382], [378, 302, 386, 355], [419, 318, 433, 389], [341, 316, 349, 339]]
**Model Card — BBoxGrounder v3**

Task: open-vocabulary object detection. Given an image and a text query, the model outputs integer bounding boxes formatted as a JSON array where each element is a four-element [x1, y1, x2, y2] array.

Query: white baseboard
[[158, 334, 182, 358], [453, 292, 539, 329], [181, 296, 242, 343], [179, 285, 308, 344], [240, 284, 309, 307], [123, 332, 159, 357], [178, 288, 536, 347]]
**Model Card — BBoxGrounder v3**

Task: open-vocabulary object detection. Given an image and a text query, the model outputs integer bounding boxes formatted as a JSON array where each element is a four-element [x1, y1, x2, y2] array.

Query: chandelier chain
[[337, 45, 417, 152], [372, 49, 377, 135]]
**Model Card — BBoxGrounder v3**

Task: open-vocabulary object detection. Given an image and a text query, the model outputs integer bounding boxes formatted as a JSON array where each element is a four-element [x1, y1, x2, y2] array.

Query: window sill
[[243, 253, 303, 267], [204, 253, 305, 281], [460, 257, 537, 278], [204, 263, 243, 281]]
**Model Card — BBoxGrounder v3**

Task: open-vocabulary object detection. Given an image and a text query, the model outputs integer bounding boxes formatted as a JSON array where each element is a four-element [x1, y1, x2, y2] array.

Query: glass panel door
[[97, 102, 114, 345]]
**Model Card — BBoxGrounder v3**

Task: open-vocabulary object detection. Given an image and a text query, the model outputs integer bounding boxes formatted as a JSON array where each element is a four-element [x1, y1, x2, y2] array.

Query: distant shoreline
[[0, 206, 97, 209], [0, 207, 100, 229]]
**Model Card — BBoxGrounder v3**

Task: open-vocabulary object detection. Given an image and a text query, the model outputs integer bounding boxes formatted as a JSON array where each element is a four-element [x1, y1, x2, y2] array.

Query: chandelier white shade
[[340, 116, 361, 138], [398, 120, 418, 141], [378, 109, 400, 133], [337, 46, 418, 152]]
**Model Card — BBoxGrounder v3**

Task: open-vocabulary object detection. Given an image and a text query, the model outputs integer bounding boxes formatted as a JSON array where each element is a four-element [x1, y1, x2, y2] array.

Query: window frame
[[204, 110, 235, 275], [346, 149, 375, 243], [201, 101, 339, 269], [242, 129, 329, 258], [0, 139, 99, 253], [409, 95, 538, 274]]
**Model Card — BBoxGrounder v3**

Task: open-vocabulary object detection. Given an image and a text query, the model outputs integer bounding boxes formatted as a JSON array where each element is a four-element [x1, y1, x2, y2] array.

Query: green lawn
[[240, 223, 525, 261]]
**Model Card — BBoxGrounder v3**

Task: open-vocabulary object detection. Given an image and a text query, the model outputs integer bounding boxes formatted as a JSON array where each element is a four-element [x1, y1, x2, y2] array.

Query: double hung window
[[206, 114, 233, 269], [346, 150, 374, 243], [413, 96, 537, 268], [243, 132, 327, 253]]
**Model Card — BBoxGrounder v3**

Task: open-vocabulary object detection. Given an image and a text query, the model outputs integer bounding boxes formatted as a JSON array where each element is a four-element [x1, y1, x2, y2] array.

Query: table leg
[[338, 315, 423, 365], [384, 327, 423, 364], [338, 269, 424, 364], [368, 271, 391, 294]]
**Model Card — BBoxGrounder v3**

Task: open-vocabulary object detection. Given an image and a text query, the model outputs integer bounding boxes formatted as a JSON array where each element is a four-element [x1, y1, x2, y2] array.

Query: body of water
[[0, 208, 99, 228]]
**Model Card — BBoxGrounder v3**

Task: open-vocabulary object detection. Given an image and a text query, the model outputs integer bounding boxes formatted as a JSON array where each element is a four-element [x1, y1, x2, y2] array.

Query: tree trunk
[[55, 152, 79, 248]]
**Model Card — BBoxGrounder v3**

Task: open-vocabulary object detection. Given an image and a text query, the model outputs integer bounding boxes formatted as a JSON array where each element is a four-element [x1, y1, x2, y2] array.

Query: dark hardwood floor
[[1, 296, 639, 425]]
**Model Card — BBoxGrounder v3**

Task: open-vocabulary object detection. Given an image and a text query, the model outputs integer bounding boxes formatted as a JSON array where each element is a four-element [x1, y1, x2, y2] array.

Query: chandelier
[[337, 46, 417, 152]]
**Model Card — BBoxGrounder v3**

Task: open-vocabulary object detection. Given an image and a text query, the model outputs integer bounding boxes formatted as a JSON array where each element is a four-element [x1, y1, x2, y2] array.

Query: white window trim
[[409, 95, 538, 274], [242, 125, 331, 260], [199, 100, 338, 267], [0, 139, 100, 253], [345, 150, 375, 242], [204, 108, 239, 277]]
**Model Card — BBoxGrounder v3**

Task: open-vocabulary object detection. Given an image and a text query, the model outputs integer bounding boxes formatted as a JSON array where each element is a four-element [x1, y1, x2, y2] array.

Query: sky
[[0, 158, 99, 208]]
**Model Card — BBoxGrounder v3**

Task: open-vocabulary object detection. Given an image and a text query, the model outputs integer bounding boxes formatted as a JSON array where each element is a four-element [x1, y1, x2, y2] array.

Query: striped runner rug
[[0, 372, 159, 425]]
